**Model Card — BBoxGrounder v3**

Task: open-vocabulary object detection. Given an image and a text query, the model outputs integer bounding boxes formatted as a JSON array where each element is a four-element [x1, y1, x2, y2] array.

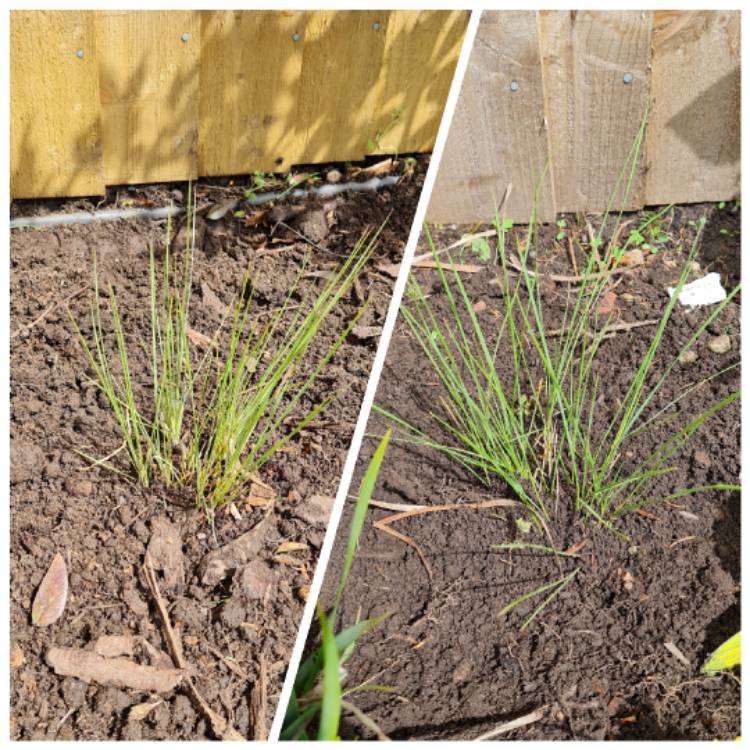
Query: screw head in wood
[[181, 32, 190, 43], [623, 72, 634, 84], [372, 22, 381, 31], [75, 49, 84, 59], [291, 32, 301, 42], [509, 80, 519, 92]]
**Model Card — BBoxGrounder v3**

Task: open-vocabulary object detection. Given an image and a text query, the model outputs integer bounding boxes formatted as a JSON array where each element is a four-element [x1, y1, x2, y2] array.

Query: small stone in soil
[[708, 334, 731, 353], [679, 350, 698, 364], [693, 450, 711, 468]]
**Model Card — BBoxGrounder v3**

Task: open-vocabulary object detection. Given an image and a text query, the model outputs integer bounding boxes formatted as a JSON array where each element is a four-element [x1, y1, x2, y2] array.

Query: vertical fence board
[[370, 10, 469, 155], [10, 11, 104, 198], [199, 10, 306, 176], [95, 10, 200, 186], [539, 10, 652, 214], [645, 11, 740, 205], [292, 10, 388, 164], [428, 11, 555, 224]]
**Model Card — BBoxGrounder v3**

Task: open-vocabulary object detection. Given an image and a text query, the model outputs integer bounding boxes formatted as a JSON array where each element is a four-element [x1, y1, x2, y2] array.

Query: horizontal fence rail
[[427, 10, 740, 224], [10, 9, 470, 199]]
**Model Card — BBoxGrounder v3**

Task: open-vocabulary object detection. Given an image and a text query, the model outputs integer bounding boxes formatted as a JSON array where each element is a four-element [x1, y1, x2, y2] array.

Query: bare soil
[[9, 156, 426, 740], [312, 202, 741, 741]]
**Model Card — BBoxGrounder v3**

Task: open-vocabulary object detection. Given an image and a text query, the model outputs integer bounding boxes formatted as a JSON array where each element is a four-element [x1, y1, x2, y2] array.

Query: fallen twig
[[504, 254, 646, 284], [370, 498, 521, 580], [473, 705, 547, 741], [11, 285, 87, 339], [249, 652, 268, 741], [144, 557, 244, 740], [412, 260, 483, 273], [546, 318, 660, 339]]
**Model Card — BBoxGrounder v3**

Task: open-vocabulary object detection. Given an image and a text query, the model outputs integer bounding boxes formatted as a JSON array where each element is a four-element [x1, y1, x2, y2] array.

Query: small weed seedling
[[72, 190, 383, 515], [281, 431, 392, 741]]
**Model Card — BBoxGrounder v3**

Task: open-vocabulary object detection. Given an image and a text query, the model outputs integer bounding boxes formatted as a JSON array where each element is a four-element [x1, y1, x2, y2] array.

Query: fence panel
[[427, 10, 740, 224], [95, 10, 201, 186], [429, 11, 556, 223], [10, 11, 104, 198], [10, 10, 469, 199], [645, 11, 741, 205]]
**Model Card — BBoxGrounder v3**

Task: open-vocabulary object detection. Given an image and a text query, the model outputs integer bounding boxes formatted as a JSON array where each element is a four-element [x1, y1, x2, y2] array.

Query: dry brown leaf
[[242, 209, 268, 227], [95, 634, 136, 658], [245, 496, 275, 509], [185, 326, 214, 350], [10, 642, 25, 669], [618, 248, 644, 267], [47, 648, 183, 692], [359, 158, 393, 176], [596, 290, 617, 316], [297, 585, 311, 602], [563, 539, 588, 556], [128, 698, 163, 722], [32, 553, 68, 626], [275, 541, 308, 554]]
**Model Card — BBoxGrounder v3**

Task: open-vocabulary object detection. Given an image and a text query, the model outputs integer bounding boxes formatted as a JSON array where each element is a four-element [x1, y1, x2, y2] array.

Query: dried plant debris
[[31, 553, 68, 626], [46, 648, 184, 692]]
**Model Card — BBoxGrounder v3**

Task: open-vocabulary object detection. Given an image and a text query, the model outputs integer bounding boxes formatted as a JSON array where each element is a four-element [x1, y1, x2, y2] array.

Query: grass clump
[[379, 215, 739, 531], [72, 191, 382, 515], [282, 431, 392, 741]]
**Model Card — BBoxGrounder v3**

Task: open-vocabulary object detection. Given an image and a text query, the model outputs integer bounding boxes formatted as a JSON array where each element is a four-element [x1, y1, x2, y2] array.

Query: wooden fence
[[10, 10, 469, 199], [428, 10, 740, 224]]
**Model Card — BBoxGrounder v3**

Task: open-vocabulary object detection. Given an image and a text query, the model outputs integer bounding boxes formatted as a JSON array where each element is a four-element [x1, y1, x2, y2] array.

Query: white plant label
[[668, 272, 727, 308]]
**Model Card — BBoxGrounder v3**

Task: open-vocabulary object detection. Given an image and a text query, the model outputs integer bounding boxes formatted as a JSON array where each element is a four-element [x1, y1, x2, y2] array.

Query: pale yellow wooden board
[[292, 10, 388, 164], [95, 10, 200, 186], [427, 11, 556, 224], [645, 11, 740, 205], [539, 10, 652, 214], [370, 10, 469, 155], [199, 10, 306, 176], [10, 11, 105, 198]]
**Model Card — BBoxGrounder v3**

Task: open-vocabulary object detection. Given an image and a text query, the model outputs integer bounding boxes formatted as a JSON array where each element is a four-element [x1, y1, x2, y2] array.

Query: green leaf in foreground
[[702, 632, 740, 674], [317, 606, 341, 741], [332, 429, 391, 620]]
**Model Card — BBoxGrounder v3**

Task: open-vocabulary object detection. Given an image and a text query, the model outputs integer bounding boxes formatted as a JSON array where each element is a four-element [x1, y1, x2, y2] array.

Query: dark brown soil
[[9, 156, 427, 740], [311, 202, 741, 741]]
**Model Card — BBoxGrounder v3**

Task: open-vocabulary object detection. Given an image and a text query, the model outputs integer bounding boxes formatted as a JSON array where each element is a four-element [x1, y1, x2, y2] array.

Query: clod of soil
[[9, 155, 427, 740], [313, 202, 740, 741]]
